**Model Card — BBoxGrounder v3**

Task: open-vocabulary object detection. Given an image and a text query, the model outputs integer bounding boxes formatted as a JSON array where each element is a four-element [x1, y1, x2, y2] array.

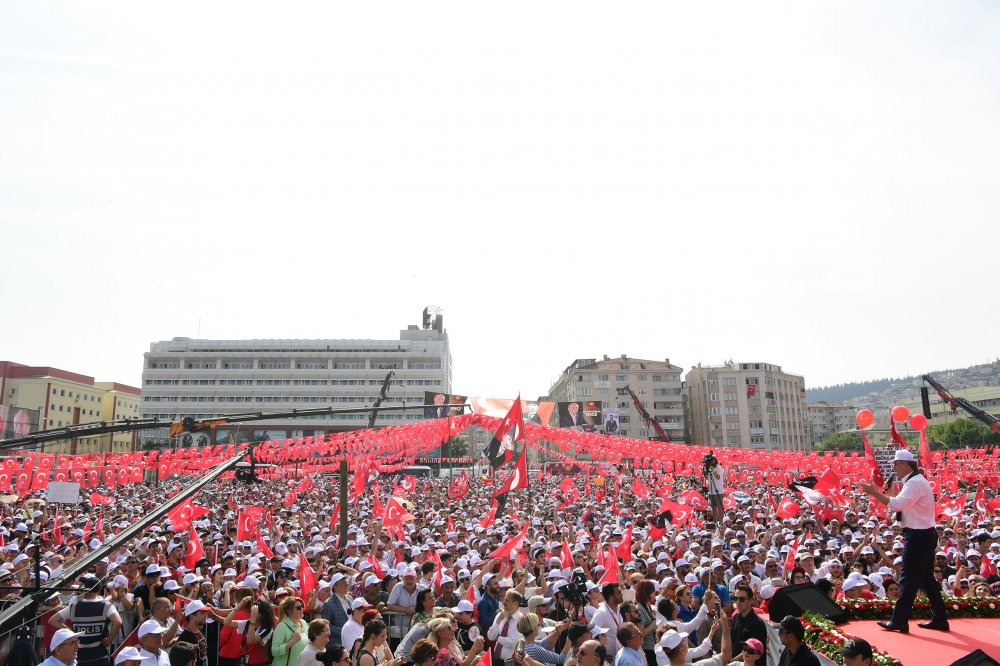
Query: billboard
[[468, 397, 557, 426], [0, 405, 40, 439], [423, 392, 468, 418], [602, 407, 620, 434], [557, 401, 603, 431]]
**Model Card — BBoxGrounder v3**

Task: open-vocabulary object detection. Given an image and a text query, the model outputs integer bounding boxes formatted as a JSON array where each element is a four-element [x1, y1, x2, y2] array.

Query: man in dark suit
[[559, 402, 584, 427], [424, 393, 447, 418]]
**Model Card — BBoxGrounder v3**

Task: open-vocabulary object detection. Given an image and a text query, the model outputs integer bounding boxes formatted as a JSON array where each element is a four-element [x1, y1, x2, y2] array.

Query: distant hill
[[806, 360, 1000, 410]]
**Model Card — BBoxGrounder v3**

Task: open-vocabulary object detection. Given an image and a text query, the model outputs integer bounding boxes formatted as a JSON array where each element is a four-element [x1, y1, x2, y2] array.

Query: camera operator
[[704, 454, 724, 524]]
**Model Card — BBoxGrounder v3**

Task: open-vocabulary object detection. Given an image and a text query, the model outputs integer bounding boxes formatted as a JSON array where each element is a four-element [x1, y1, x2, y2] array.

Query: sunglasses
[[294, 605, 304, 610], [734, 596, 750, 602]]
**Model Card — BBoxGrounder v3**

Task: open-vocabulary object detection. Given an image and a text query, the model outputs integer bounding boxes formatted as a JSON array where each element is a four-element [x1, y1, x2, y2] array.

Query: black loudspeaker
[[922, 386, 933, 419], [949, 650, 1000, 666], [768, 583, 848, 624]]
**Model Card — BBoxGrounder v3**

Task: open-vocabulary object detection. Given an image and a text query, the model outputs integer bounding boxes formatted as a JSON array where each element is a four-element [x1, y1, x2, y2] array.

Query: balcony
[[749, 427, 765, 435]]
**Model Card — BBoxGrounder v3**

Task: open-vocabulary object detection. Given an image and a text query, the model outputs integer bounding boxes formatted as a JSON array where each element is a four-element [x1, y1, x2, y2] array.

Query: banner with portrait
[[557, 401, 603, 431], [468, 397, 556, 426], [423, 391, 468, 418], [0, 405, 39, 439]]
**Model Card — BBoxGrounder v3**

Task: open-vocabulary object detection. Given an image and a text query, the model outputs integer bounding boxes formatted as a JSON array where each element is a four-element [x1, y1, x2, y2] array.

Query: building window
[[723, 378, 736, 386], [637, 374, 648, 382], [598, 374, 609, 381], [709, 407, 721, 416], [616, 374, 626, 382], [709, 392, 720, 401], [724, 392, 736, 401], [222, 362, 252, 369], [297, 362, 327, 369], [577, 388, 592, 396], [334, 362, 365, 369]]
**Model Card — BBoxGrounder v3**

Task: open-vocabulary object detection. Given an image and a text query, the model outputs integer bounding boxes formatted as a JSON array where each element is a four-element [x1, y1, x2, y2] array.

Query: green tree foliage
[[442, 436, 469, 459], [926, 419, 1000, 448], [816, 431, 864, 452]]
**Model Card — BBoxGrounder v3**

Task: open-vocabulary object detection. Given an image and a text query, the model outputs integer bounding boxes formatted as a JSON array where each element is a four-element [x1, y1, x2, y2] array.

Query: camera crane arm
[[923, 374, 1000, 434], [621, 385, 671, 442]]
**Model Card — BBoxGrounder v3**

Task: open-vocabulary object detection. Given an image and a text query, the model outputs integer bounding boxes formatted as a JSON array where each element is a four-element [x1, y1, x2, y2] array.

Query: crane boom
[[922, 374, 1000, 434]]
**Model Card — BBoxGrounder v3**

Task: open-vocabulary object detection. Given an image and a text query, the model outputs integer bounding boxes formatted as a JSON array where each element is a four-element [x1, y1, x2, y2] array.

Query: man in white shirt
[[590, 583, 624, 657], [40, 629, 82, 666], [341, 598, 370, 658], [486, 590, 524, 662], [861, 448, 949, 634], [136, 619, 171, 666]]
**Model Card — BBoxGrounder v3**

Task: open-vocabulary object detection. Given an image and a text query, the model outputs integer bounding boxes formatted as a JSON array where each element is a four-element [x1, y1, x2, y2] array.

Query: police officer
[[860, 449, 949, 633], [50, 576, 122, 666]]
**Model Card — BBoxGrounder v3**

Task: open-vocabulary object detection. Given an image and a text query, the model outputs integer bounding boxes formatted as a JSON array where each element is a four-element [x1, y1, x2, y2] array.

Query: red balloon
[[909, 414, 928, 430], [891, 405, 910, 422], [856, 409, 875, 429]]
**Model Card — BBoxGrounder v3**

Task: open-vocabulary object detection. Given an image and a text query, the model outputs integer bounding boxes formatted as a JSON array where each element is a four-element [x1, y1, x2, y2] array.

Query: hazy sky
[[2, 2, 998, 400]]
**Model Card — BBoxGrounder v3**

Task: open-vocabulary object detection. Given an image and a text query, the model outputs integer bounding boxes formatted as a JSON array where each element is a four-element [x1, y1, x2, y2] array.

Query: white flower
[[953, 604, 960, 610], [990, 603, 996, 610]]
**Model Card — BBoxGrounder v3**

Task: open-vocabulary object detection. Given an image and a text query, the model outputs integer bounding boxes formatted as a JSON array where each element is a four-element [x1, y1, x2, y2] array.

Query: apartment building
[[685, 361, 809, 450], [807, 401, 856, 446], [548, 354, 685, 440], [0, 361, 140, 453]]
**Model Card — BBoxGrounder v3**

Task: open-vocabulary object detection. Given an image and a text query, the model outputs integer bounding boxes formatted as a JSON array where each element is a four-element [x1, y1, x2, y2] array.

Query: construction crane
[[922, 374, 1000, 434]]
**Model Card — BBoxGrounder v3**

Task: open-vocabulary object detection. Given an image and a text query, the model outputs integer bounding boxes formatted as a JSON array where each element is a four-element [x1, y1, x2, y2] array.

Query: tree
[[816, 431, 864, 452], [925, 419, 1000, 449], [442, 436, 469, 459]]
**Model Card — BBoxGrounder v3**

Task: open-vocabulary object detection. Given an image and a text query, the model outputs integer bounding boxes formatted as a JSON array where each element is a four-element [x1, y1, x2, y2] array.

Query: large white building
[[685, 361, 809, 450], [548, 354, 685, 440], [138, 308, 451, 448]]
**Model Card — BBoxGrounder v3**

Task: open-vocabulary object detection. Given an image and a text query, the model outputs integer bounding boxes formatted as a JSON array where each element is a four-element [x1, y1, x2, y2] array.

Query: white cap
[[351, 598, 371, 611], [452, 600, 475, 613], [893, 449, 917, 463], [184, 600, 207, 616], [163, 580, 180, 591], [50, 628, 83, 651], [145, 564, 162, 575], [659, 630, 689, 649], [115, 646, 142, 664], [138, 619, 167, 638]]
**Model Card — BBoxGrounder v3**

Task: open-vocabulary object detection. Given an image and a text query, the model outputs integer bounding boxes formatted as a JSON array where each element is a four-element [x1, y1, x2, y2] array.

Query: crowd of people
[[1, 450, 998, 666]]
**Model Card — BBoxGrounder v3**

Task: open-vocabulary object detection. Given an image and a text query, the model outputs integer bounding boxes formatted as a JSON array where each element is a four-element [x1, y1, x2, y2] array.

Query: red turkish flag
[[479, 506, 498, 529], [936, 495, 965, 520], [398, 475, 417, 493], [615, 525, 633, 562], [776, 497, 801, 520], [184, 527, 204, 569], [329, 503, 339, 531], [167, 499, 209, 532], [89, 492, 114, 506], [598, 545, 620, 585], [299, 553, 318, 599], [488, 522, 529, 560], [282, 491, 297, 507], [53, 513, 62, 546], [383, 498, 415, 527], [630, 477, 651, 499], [494, 447, 529, 496], [256, 530, 274, 558], [678, 489, 707, 511], [784, 538, 798, 571], [237, 506, 266, 540], [467, 582, 479, 621], [560, 539, 574, 570]]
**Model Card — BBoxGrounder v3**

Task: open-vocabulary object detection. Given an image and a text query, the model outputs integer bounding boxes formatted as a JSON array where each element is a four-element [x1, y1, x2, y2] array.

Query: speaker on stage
[[767, 583, 848, 624], [922, 386, 933, 419], [949, 650, 1000, 666]]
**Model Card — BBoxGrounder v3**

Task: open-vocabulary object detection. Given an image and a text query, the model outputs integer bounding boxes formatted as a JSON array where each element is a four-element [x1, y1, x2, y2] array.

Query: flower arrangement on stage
[[802, 613, 901, 666], [841, 596, 1000, 620]]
